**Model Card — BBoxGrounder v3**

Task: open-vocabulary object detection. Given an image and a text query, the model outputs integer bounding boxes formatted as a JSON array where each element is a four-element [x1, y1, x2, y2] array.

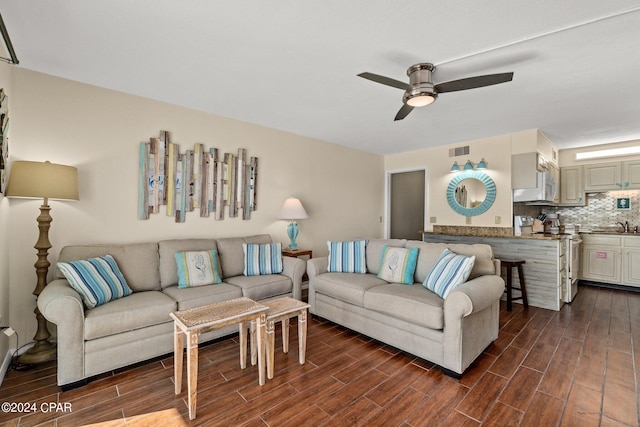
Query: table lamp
[[6, 160, 79, 364], [278, 197, 308, 250]]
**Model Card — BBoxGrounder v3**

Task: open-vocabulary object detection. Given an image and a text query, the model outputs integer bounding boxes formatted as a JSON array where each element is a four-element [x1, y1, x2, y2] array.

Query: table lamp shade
[[278, 197, 308, 250], [278, 197, 308, 220], [6, 161, 79, 201]]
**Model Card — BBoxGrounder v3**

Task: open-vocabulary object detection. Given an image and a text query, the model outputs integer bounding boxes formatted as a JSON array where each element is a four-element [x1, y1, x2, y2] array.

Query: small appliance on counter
[[514, 215, 534, 235], [545, 213, 561, 234]]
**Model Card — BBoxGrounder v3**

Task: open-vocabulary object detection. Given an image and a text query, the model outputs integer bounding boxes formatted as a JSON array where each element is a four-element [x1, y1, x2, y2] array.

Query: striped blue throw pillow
[[175, 250, 222, 288], [424, 248, 476, 298], [327, 240, 367, 273], [243, 243, 283, 276], [58, 255, 133, 309]]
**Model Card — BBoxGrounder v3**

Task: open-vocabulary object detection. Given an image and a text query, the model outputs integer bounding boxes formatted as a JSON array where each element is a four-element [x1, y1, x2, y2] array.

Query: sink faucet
[[618, 221, 630, 233]]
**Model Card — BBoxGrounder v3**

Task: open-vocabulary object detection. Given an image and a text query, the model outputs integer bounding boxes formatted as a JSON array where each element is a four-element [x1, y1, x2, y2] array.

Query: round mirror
[[446, 170, 496, 216]]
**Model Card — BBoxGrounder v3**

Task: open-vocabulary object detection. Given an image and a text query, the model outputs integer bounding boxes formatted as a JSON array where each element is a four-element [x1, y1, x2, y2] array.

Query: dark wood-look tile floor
[[1, 284, 639, 426]]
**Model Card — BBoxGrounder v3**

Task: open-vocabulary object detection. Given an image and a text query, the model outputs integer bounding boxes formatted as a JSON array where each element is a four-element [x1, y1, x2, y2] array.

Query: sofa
[[38, 234, 305, 387], [307, 239, 505, 376]]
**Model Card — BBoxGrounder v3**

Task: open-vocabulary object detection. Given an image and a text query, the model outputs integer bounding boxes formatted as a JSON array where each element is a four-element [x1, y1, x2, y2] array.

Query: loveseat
[[38, 234, 305, 387], [307, 239, 505, 376]]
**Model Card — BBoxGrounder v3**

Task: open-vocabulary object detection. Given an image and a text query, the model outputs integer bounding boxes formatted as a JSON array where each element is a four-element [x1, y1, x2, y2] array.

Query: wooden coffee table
[[250, 296, 311, 379], [170, 297, 268, 420]]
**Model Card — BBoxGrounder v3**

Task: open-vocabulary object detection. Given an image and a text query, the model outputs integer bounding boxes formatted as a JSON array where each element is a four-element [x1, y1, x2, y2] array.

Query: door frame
[[384, 167, 429, 239]]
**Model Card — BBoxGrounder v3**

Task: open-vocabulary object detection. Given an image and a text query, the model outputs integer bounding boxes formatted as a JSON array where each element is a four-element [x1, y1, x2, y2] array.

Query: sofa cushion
[[424, 248, 476, 298], [224, 274, 291, 300], [58, 255, 133, 309], [366, 239, 407, 274], [377, 246, 419, 285], [327, 240, 367, 273], [162, 283, 243, 311], [158, 239, 218, 289], [364, 283, 445, 329], [217, 235, 272, 279], [405, 241, 495, 283], [312, 272, 387, 307], [58, 243, 160, 292], [175, 250, 222, 288], [243, 243, 283, 276], [84, 291, 176, 340]]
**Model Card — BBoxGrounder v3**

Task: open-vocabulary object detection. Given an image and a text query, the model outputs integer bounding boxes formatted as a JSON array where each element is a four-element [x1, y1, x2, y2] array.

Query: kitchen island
[[422, 231, 566, 311]]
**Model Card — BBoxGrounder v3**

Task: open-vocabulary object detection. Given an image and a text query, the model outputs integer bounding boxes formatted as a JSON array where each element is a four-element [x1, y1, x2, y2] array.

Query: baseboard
[[0, 347, 16, 386], [0, 343, 33, 387]]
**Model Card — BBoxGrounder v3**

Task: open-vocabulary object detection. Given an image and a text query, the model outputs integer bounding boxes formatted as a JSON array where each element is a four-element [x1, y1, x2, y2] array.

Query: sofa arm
[[38, 279, 86, 386], [444, 275, 505, 318], [282, 256, 306, 300], [307, 257, 328, 278], [442, 274, 505, 374]]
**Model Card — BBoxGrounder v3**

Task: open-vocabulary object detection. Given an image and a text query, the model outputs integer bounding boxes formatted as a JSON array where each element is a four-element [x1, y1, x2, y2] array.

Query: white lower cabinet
[[582, 234, 640, 287], [582, 245, 621, 284]]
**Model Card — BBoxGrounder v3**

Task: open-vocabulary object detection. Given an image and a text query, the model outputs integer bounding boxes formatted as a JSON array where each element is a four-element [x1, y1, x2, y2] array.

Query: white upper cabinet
[[560, 165, 585, 205], [584, 160, 640, 191], [623, 160, 640, 189]]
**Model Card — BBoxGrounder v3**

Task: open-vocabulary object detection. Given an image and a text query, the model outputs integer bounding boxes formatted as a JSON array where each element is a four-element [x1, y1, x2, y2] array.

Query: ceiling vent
[[449, 146, 470, 157]]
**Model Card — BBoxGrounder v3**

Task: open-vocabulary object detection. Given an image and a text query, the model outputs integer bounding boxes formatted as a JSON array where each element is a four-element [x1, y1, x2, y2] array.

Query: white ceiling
[[2, 1, 640, 155]]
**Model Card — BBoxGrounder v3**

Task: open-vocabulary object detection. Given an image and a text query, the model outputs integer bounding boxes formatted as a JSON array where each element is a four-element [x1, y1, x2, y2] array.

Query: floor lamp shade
[[278, 197, 308, 250], [5, 161, 79, 201], [5, 160, 79, 364]]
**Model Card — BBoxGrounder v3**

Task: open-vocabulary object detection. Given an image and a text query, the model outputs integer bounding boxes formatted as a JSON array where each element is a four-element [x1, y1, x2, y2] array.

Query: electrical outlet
[[495, 216, 501, 224], [430, 216, 437, 223], [466, 216, 472, 224]]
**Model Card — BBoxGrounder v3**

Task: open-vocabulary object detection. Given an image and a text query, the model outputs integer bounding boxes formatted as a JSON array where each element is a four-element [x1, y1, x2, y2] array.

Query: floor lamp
[[6, 160, 79, 364], [278, 197, 308, 250]]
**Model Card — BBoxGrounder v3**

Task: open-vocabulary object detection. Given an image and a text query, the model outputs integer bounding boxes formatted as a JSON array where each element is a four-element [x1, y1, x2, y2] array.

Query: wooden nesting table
[[250, 296, 311, 379], [170, 297, 268, 420]]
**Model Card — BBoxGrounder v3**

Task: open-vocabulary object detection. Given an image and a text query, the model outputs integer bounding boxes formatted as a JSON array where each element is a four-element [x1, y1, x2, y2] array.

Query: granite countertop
[[421, 231, 562, 240], [580, 231, 640, 236]]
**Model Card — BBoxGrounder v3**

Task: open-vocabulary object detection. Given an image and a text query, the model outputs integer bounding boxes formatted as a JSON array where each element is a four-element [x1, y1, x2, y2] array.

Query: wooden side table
[[250, 296, 311, 380], [282, 248, 312, 283], [171, 297, 268, 420]]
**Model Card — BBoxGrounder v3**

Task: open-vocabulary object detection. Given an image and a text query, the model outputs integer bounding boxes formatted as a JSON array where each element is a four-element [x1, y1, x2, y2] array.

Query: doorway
[[387, 169, 426, 240]]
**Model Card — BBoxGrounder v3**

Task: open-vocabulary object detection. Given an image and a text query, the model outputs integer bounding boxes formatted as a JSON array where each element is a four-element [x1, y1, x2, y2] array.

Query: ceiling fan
[[358, 63, 514, 121]]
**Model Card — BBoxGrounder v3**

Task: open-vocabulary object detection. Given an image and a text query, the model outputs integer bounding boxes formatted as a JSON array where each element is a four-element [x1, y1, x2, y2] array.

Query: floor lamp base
[[18, 340, 57, 365]]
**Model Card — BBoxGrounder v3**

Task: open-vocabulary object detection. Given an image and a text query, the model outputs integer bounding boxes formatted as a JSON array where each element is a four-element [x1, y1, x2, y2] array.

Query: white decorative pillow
[[377, 246, 419, 284], [327, 240, 367, 273], [423, 248, 476, 298], [58, 255, 133, 309], [174, 250, 222, 288], [243, 243, 283, 276]]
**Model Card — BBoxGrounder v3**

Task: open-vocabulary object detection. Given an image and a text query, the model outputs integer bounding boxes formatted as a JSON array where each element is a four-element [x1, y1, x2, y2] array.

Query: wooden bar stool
[[500, 259, 528, 311]]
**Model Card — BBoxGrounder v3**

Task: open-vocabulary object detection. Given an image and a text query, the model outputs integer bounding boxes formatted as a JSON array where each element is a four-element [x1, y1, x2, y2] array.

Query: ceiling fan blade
[[394, 104, 414, 121], [434, 72, 514, 93], [358, 72, 411, 90]]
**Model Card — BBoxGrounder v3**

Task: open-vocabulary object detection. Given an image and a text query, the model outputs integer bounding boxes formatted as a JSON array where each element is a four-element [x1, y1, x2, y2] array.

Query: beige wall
[[385, 131, 518, 230], [6, 69, 384, 346], [0, 61, 12, 361]]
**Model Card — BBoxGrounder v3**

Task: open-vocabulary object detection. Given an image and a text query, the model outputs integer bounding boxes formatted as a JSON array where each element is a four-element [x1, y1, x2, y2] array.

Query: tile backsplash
[[543, 190, 640, 230]]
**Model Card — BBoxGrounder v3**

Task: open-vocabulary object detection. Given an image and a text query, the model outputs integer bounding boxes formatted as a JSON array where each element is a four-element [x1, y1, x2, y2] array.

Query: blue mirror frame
[[446, 170, 496, 216]]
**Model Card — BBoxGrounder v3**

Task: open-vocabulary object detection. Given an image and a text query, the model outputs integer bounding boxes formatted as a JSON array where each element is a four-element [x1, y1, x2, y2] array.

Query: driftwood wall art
[[0, 89, 8, 193], [138, 130, 258, 222]]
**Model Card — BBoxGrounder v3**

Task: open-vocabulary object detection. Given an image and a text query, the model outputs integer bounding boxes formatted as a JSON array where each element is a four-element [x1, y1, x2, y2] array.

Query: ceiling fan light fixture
[[406, 94, 436, 107]]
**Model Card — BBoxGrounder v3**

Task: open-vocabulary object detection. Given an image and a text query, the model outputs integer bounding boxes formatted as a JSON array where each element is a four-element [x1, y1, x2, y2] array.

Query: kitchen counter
[[421, 231, 562, 240], [422, 233, 566, 311], [580, 231, 640, 236]]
